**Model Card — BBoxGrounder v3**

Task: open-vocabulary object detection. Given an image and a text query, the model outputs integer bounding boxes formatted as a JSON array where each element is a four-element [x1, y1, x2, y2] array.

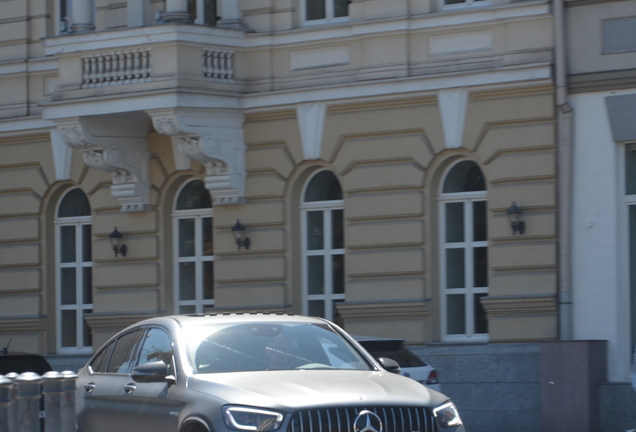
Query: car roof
[[352, 334, 406, 343], [132, 312, 332, 330]]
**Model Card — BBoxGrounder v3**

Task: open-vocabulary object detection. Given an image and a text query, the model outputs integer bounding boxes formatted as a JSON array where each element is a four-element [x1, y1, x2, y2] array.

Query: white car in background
[[354, 335, 441, 392]]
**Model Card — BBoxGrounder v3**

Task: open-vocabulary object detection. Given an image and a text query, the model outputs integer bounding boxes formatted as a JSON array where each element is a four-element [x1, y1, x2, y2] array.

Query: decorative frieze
[[82, 49, 152, 88], [202, 49, 235, 82]]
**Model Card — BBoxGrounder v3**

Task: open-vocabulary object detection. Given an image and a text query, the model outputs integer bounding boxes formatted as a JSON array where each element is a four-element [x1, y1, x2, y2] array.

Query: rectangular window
[[304, 0, 349, 23]]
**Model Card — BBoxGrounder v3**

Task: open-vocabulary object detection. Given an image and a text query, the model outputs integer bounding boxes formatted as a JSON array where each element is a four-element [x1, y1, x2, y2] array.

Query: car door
[[77, 329, 144, 432], [118, 327, 184, 432]]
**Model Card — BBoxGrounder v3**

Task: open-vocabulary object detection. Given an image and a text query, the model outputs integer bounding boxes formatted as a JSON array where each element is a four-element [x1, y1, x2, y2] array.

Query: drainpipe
[[554, 0, 574, 340]]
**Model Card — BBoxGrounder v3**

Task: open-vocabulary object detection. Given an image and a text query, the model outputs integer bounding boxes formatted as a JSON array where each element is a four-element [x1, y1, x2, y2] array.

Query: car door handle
[[123, 383, 136, 394], [84, 383, 96, 393]]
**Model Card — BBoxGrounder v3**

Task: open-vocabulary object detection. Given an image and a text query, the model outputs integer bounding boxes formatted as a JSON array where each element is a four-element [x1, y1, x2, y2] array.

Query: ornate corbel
[[149, 109, 246, 205], [57, 116, 152, 212]]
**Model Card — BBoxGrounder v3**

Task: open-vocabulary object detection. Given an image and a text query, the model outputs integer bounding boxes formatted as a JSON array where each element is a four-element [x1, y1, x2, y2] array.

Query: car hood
[[187, 369, 443, 410]]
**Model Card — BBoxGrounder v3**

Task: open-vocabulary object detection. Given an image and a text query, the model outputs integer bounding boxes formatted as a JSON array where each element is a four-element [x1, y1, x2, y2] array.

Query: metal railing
[[0, 371, 78, 432]]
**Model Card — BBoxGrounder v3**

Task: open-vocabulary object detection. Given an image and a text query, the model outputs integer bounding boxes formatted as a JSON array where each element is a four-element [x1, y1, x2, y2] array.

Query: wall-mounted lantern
[[507, 202, 526, 235], [109, 227, 127, 257], [231, 220, 251, 250]]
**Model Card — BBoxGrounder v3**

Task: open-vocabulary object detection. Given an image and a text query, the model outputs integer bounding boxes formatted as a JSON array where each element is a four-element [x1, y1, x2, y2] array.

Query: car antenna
[[1, 338, 11, 355]]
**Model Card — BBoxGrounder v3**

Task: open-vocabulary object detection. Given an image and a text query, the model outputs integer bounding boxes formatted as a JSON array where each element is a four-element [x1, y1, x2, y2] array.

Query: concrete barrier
[[0, 371, 77, 432]]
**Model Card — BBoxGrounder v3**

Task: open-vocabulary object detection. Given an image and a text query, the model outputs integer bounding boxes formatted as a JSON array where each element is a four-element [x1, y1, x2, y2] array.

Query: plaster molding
[[148, 108, 246, 205], [56, 116, 152, 212], [296, 102, 326, 161], [438, 88, 469, 149], [50, 128, 73, 181]]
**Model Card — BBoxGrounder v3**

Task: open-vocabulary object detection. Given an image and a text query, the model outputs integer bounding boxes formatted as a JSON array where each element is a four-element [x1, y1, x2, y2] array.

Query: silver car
[[76, 313, 465, 432]]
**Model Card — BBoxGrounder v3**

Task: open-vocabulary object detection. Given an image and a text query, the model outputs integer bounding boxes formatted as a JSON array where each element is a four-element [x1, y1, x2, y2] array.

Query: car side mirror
[[132, 361, 175, 383], [377, 357, 401, 374]]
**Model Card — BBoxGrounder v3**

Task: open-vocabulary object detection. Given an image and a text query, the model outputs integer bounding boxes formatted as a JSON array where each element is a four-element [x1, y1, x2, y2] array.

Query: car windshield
[[185, 321, 372, 374]]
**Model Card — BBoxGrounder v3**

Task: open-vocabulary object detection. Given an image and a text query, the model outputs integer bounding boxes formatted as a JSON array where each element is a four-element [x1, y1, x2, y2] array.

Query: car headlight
[[432, 402, 462, 428], [222, 406, 285, 432]]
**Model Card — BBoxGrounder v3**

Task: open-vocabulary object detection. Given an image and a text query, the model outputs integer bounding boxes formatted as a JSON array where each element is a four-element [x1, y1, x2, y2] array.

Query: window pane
[[58, 189, 90, 217], [308, 256, 324, 295], [107, 331, 143, 374], [474, 294, 488, 334], [179, 262, 196, 301], [61, 226, 76, 263], [304, 171, 342, 202], [179, 219, 195, 257], [332, 255, 344, 294], [473, 201, 487, 241], [83, 267, 92, 304], [474, 247, 488, 287], [334, 0, 349, 17], [82, 225, 92, 262], [446, 249, 465, 288], [447, 294, 465, 335], [203, 261, 214, 300], [332, 209, 344, 249], [91, 342, 114, 373], [308, 300, 325, 318], [445, 0, 465, 4], [332, 299, 344, 327], [629, 205, 636, 349], [61, 310, 77, 347], [307, 211, 324, 250], [204, 0, 216, 25], [180, 305, 196, 314], [138, 328, 174, 373], [202, 217, 214, 256], [83, 310, 92, 347], [176, 180, 211, 210], [443, 161, 485, 193], [445, 202, 464, 243], [627, 145, 636, 195], [306, 0, 326, 20], [61, 268, 77, 305]]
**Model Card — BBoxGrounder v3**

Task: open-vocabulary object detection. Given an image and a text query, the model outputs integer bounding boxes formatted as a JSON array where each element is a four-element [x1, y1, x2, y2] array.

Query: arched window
[[301, 170, 345, 323], [173, 180, 214, 314], [55, 188, 92, 352], [439, 160, 488, 341]]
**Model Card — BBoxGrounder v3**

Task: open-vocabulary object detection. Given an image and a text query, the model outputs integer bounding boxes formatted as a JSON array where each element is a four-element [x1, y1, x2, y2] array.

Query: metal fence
[[0, 371, 77, 432]]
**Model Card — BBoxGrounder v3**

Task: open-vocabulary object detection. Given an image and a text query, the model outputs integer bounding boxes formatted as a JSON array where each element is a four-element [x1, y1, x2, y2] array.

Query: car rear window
[[0, 355, 52, 375], [359, 340, 427, 368]]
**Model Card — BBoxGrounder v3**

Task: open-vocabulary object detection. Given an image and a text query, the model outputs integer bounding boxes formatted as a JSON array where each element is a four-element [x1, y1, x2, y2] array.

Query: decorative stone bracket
[[147, 108, 246, 205], [56, 116, 152, 212]]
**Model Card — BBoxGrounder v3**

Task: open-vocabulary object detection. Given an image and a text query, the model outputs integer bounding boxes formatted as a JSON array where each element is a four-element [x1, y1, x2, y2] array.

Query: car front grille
[[287, 406, 436, 432]]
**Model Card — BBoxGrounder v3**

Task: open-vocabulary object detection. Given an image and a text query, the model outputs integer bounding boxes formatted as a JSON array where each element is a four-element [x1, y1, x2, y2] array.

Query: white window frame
[[300, 172, 345, 322], [172, 183, 214, 314], [54, 199, 93, 354], [438, 163, 488, 342], [440, 0, 491, 11], [301, 0, 349, 26], [622, 143, 636, 372]]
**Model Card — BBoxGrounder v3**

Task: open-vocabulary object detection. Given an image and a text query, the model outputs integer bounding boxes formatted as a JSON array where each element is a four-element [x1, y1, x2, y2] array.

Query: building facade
[[0, 0, 558, 383]]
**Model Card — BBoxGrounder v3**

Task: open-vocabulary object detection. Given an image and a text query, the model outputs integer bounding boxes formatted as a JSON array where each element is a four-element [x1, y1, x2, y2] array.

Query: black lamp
[[507, 202, 526, 235], [231, 220, 251, 250], [109, 227, 127, 257]]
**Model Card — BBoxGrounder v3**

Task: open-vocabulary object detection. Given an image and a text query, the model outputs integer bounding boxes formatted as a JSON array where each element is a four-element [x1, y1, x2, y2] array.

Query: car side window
[[136, 328, 175, 375], [90, 342, 115, 373], [107, 330, 144, 374]]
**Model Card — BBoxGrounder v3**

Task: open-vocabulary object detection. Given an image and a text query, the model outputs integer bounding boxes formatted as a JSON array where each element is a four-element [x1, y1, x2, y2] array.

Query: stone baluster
[[71, 0, 96, 32], [0, 375, 13, 432], [14, 372, 42, 432], [43, 372, 65, 432], [61, 372, 78, 432], [164, 0, 191, 22]]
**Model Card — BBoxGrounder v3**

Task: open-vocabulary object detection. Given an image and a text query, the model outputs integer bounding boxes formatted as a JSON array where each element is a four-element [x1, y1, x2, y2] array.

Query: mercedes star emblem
[[353, 410, 383, 432]]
